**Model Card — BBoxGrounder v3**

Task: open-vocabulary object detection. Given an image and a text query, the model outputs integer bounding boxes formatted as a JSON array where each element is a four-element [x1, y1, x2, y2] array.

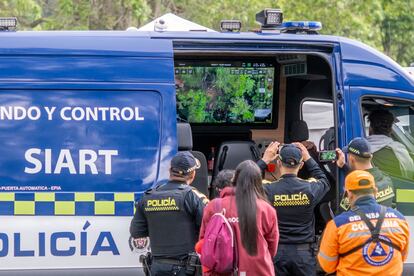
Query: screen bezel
[[174, 57, 279, 129]]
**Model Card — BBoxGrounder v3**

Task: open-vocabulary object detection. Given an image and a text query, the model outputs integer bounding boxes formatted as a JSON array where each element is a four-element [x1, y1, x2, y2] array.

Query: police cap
[[171, 151, 200, 175], [279, 144, 303, 167], [343, 137, 372, 158]]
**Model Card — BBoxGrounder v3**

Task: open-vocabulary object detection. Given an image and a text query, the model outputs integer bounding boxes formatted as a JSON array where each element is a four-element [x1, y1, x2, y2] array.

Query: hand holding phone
[[318, 150, 338, 163], [335, 148, 346, 167]]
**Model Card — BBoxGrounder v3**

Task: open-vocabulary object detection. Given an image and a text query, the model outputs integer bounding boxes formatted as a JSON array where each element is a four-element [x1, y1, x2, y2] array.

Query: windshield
[[392, 105, 414, 152]]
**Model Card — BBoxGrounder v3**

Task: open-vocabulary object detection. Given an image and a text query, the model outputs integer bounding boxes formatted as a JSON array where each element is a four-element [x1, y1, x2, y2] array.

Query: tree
[[374, 0, 414, 65], [28, 0, 150, 30], [0, 0, 42, 29], [0, 0, 412, 65]]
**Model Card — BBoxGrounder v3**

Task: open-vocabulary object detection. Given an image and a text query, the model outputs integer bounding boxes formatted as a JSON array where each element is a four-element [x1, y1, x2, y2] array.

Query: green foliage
[[41, 0, 91, 30], [214, 68, 257, 122], [0, 0, 42, 30], [216, 68, 255, 98], [176, 66, 273, 123], [179, 68, 207, 89], [177, 89, 208, 123], [277, 0, 413, 65], [230, 97, 254, 122], [0, 0, 413, 64], [374, 0, 414, 64]]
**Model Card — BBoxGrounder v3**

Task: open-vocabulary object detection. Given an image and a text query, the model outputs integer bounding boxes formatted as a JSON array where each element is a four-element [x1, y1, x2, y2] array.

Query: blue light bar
[[281, 21, 322, 33]]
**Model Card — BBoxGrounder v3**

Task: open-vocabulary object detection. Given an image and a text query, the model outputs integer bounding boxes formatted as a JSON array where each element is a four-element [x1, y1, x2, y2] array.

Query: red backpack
[[201, 199, 238, 274]]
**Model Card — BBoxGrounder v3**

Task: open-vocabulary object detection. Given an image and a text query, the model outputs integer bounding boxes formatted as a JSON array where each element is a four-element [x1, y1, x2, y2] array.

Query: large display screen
[[175, 60, 276, 126]]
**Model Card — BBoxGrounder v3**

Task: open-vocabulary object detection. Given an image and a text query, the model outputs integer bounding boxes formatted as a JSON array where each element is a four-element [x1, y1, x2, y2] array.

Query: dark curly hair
[[213, 169, 235, 190], [368, 109, 395, 136]]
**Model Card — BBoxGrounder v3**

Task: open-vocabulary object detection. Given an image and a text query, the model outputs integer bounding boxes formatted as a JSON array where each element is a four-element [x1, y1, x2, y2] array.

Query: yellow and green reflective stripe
[[115, 193, 135, 201], [0, 192, 136, 216], [15, 201, 35, 215], [0, 193, 14, 201], [35, 192, 55, 202], [95, 201, 115, 215], [75, 192, 95, 201], [55, 201, 75, 215], [396, 189, 414, 203]]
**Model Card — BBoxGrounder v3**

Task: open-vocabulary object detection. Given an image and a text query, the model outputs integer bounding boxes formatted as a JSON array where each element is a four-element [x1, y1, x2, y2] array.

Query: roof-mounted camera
[[256, 9, 283, 30]]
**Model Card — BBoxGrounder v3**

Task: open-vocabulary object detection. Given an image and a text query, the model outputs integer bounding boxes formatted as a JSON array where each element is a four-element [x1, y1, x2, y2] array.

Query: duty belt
[[279, 243, 313, 250], [153, 257, 187, 266]]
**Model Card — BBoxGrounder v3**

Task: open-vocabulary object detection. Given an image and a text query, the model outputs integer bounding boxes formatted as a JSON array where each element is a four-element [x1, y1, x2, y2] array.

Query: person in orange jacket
[[318, 170, 410, 275]]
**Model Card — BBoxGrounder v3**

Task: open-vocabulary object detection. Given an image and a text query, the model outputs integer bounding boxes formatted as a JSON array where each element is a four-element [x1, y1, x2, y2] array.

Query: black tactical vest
[[143, 183, 196, 257]]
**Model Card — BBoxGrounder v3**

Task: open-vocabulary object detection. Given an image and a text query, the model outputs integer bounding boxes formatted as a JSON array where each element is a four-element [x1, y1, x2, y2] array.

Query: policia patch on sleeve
[[191, 187, 209, 205], [340, 196, 351, 211], [305, 177, 318, 183]]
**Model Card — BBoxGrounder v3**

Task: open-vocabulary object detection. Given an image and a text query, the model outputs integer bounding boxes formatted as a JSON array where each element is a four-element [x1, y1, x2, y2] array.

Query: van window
[[362, 98, 414, 180], [301, 100, 334, 149]]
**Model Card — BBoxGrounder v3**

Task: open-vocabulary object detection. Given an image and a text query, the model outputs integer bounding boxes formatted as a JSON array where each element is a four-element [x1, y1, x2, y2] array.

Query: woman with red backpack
[[198, 160, 279, 275]]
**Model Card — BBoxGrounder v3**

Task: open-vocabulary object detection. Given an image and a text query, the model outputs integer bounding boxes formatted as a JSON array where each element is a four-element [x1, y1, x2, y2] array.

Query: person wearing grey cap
[[130, 151, 207, 276], [264, 143, 329, 276], [335, 137, 395, 211]]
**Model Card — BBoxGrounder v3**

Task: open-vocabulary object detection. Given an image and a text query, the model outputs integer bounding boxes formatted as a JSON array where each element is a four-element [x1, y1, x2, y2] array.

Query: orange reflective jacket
[[318, 196, 409, 276]]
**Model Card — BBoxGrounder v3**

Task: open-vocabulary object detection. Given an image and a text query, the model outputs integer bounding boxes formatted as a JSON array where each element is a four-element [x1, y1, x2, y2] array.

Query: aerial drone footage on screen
[[175, 60, 277, 127]]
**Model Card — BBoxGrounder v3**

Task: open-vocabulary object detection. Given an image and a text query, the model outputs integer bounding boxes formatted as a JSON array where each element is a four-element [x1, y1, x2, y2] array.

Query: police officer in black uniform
[[264, 143, 329, 276], [336, 137, 395, 211], [130, 151, 207, 275]]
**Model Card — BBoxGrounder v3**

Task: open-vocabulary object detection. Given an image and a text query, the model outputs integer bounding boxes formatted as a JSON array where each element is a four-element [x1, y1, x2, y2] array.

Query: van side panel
[[0, 57, 173, 83], [0, 90, 161, 194], [0, 36, 175, 272], [340, 38, 414, 90], [0, 33, 171, 57]]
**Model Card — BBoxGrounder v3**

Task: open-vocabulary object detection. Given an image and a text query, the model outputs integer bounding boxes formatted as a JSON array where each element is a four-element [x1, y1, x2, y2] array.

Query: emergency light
[[220, 20, 242, 32], [256, 9, 283, 29], [281, 21, 322, 34], [0, 17, 17, 31]]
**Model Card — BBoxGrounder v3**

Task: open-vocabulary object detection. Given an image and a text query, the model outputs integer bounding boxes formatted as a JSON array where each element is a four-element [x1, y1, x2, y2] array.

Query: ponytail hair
[[233, 160, 266, 256]]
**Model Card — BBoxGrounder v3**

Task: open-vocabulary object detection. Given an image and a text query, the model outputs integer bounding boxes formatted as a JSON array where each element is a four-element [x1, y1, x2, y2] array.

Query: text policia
[[0, 105, 145, 175]]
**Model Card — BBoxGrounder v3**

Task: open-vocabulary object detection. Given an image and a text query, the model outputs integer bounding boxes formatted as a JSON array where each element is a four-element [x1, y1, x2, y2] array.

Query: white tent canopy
[[137, 13, 216, 32]]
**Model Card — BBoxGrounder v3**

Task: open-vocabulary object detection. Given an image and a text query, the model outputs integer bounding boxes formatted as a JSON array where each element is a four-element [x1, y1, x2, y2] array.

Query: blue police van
[[0, 10, 412, 275]]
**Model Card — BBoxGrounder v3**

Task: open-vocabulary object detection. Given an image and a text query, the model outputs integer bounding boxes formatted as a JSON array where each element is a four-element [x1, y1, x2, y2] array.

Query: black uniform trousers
[[150, 260, 187, 276], [274, 243, 316, 276]]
